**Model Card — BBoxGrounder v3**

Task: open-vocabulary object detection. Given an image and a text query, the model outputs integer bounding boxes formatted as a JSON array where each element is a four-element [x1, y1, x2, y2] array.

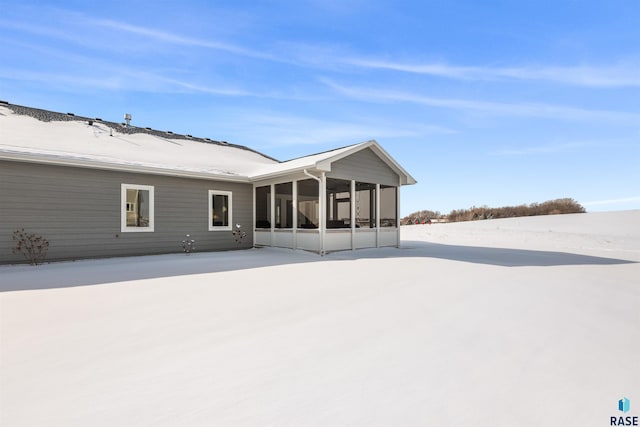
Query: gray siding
[[0, 161, 253, 264], [327, 148, 399, 186]]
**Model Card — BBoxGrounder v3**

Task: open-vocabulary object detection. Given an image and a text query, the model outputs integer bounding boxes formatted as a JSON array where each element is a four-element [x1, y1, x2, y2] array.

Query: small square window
[[209, 190, 232, 231], [121, 184, 154, 232]]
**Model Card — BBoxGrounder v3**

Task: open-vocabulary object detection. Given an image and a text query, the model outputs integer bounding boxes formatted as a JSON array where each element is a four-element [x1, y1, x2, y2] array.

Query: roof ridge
[[281, 140, 374, 163]]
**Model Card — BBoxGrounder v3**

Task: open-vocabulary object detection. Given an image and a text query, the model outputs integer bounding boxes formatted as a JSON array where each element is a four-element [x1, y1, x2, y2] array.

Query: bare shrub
[[12, 229, 49, 265], [232, 224, 247, 246], [181, 234, 195, 254]]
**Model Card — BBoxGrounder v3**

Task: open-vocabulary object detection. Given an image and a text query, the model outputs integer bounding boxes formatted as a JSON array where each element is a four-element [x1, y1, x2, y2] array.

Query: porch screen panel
[[326, 178, 351, 229], [355, 182, 376, 228], [255, 186, 271, 229], [275, 182, 293, 229], [380, 185, 397, 227], [297, 179, 319, 229]]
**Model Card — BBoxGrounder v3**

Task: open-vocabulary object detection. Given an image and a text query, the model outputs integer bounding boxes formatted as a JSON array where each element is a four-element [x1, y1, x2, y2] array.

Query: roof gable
[[250, 140, 416, 185]]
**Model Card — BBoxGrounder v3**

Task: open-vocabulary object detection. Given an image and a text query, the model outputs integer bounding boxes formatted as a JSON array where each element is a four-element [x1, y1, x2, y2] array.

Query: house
[[0, 102, 416, 264]]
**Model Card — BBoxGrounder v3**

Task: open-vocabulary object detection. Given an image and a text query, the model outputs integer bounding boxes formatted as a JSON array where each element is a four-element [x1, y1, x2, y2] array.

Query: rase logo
[[611, 397, 638, 426]]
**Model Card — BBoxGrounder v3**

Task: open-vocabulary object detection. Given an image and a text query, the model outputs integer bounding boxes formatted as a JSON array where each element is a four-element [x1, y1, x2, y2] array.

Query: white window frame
[[121, 184, 155, 232], [208, 190, 232, 231]]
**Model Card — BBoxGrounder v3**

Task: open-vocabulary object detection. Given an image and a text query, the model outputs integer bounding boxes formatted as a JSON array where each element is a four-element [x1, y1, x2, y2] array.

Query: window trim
[[208, 190, 232, 231], [121, 183, 155, 233]]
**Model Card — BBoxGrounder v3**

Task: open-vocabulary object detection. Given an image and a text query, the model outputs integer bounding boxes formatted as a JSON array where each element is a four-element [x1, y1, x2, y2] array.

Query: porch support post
[[252, 184, 256, 247], [292, 179, 298, 250], [375, 183, 381, 248], [270, 183, 275, 247], [350, 179, 356, 250], [303, 169, 323, 255], [396, 178, 401, 248], [319, 172, 326, 255]]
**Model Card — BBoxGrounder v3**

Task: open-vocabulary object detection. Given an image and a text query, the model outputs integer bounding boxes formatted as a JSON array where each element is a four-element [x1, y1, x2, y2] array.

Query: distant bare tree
[[403, 198, 586, 224]]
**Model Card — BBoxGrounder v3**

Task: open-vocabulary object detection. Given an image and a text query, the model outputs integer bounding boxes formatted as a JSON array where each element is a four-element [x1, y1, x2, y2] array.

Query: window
[[121, 184, 154, 232], [275, 182, 293, 229], [209, 190, 232, 231], [326, 178, 351, 228], [255, 186, 271, 229], [355, 182, 376, 228], [380, 185, 397, 227], [297, 179, 319, 229]]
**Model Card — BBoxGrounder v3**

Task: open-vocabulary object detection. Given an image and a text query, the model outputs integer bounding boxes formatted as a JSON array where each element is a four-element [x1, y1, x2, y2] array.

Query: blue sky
[[1, 0, 639, 215]]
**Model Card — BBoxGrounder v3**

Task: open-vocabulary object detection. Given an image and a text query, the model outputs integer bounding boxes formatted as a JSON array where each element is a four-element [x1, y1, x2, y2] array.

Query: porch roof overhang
[[248, 140, 417, 185]]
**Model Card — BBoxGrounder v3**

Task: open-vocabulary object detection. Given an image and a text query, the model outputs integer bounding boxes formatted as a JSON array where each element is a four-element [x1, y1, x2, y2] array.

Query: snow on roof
[[0, 105, 277, 181], [248, 143, 365, 179], [1, 103, 415, 185]]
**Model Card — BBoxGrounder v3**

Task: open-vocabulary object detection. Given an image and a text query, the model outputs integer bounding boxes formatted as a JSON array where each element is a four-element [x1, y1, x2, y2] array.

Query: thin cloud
[[0, 13, 276, 61], [217, 111, 455, 148], [92, 19, 276, 61], [323, 79, 640, 123], [491, 142, 595, 156], [583, 196, 640, 206], [165, 80, 329, 102], [162, 79, 252, 97], [0, 68, 124, 90], [0, 63, 327, 101], [347, 58, 640, 88], [4, 10, 639, 89], [0, 67, 248, 96], [0, 19, 81, 45]]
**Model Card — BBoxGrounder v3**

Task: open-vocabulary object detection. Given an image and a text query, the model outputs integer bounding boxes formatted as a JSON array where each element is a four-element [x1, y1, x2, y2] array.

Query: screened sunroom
[[250, 141, 416, 254]]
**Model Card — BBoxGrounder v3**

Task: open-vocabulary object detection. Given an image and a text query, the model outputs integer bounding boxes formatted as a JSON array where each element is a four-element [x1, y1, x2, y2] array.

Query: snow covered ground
[[1, 211, 638, 426]]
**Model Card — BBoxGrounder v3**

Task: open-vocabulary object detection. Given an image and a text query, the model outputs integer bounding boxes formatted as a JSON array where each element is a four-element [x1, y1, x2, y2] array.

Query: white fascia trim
[[367, 143, 417, 186], [0, 152, 251, 183], [250, 164, 331, 182]]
